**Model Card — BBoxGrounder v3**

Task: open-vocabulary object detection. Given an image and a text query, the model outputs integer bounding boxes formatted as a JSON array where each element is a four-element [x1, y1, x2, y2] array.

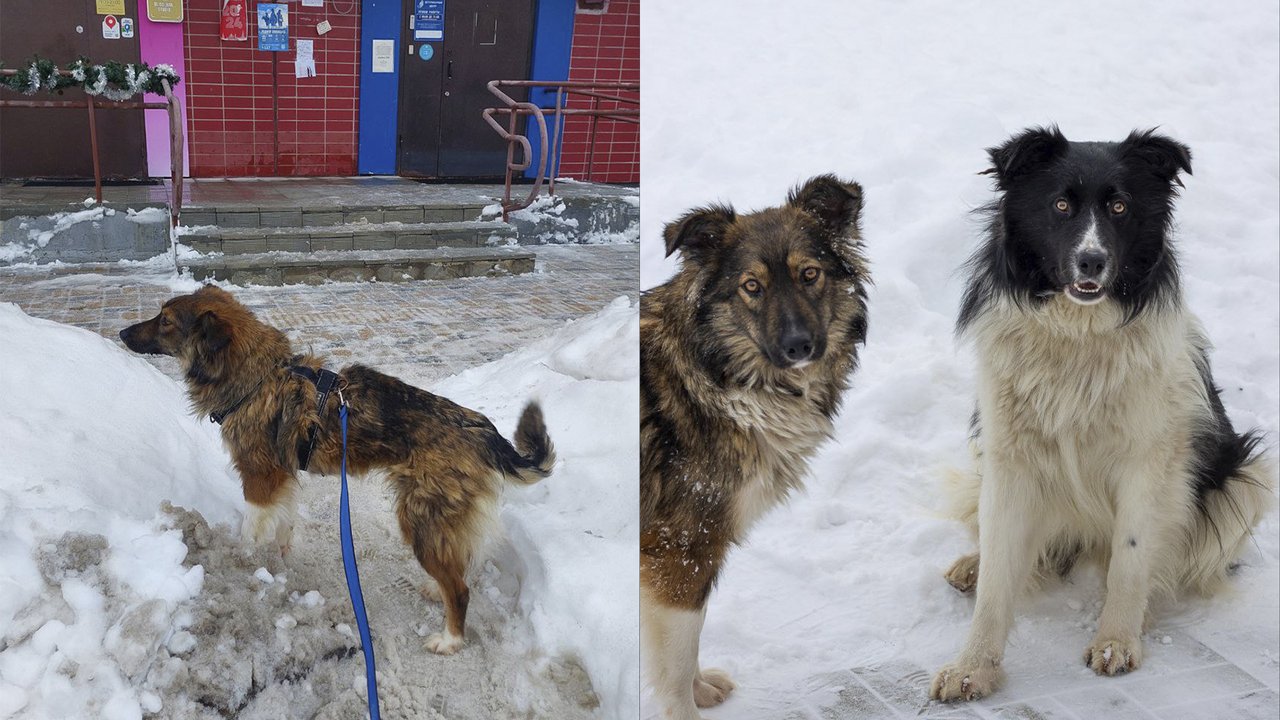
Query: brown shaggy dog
[[120, 285, 555, 654], [641, 175, 870, 718]]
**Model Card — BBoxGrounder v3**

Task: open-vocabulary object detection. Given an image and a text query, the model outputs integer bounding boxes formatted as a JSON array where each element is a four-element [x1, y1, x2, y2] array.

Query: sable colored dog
[[641, 175, 870, 718], [120, 285, 555, 654], [931, 127, 1275, 702]]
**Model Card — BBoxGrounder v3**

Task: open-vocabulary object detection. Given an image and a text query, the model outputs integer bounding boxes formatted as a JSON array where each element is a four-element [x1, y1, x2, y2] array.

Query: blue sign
[[257, 3, 289, 52], [418, 44, 434, 60], [414, 0, 444, 42]]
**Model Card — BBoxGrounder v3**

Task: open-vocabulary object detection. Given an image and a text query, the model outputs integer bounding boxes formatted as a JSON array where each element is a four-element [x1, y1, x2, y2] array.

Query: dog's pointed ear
[[663, 204, 736, 260], [788, 174, 864, 238], [194, 310, 230, 356], [195, 284, 232, 299], [1120, 129, 1192, 187], [985, 126, 1068, 187]]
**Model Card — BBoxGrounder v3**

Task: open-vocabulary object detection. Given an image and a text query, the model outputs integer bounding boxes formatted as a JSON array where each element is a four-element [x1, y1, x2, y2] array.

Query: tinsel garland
[[0, 56, 181, 99]]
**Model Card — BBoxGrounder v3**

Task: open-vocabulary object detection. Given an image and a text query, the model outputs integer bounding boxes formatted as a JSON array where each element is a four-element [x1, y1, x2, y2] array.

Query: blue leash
[[339, 402, 381, 719]]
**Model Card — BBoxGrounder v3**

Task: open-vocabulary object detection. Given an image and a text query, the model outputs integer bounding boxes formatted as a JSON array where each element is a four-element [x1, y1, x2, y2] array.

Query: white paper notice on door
[[295, 39, 317, 78], [372, 39, 394, 73]]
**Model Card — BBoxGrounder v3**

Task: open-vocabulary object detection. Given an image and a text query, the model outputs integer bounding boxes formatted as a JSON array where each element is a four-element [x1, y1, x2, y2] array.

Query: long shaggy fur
[[120, 285, 555, 655], [932, 128, 1275, 703], [641, 175, 870, 719]]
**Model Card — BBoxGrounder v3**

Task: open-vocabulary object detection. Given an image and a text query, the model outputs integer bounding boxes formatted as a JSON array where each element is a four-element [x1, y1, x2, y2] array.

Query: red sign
[[220, 0, 248, 42]]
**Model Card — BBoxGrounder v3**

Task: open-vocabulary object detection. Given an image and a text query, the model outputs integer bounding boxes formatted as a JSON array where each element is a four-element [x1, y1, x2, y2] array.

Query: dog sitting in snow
[[120, 285, 555, 654], [640, 175, 871, 718], [931, 127, 1275, 702]]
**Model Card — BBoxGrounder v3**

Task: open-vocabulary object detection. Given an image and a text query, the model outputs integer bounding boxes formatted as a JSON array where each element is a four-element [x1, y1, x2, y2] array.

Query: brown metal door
[[0, 0, 147, 179], [397, 0, 534, 178]]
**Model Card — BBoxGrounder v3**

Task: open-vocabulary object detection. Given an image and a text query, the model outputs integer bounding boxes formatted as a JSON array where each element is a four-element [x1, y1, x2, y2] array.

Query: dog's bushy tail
[[1180, 448, 1276, 594], [500, 402, 557, 485]]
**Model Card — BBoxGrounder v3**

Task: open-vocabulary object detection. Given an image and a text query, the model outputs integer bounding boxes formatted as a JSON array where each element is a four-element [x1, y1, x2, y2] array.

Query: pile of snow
[[434, 296, 640, 719], [0, 304, 242, 719], [641, 0, 1278, 717]]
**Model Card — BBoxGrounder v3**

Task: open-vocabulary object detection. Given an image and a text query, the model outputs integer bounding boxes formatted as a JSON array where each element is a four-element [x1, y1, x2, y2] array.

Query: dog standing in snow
[[121, 285, 555, 654], [932, 127, 1274, 702]]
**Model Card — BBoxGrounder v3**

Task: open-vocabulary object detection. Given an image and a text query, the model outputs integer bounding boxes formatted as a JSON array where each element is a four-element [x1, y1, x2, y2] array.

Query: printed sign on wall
[[220, 0, 248, 41], [414, 0, 444, 41], [121, 17, 135, 38], [146, 0, 184, 23], [96, 0, 125, 15], [257, 3, 290, 51], [372, 39, 395, 73]]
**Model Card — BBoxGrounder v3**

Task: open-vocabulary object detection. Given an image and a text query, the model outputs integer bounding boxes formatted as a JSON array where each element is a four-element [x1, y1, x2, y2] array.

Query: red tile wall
[[183, 1, 360, 177], [558, 0, 639, 184]]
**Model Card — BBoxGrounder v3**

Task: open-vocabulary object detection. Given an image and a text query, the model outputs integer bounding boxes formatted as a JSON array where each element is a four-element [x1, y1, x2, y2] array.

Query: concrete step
[[179, 202, 492, 229], [179, 220, 517, 255], [180, 246, 536, 286], [1, 204, 170, 265]]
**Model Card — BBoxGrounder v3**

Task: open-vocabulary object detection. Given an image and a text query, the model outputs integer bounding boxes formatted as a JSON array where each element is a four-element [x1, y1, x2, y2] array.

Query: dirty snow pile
[[0, 303, 242, 719], [641, 1, 1278, 718], [434, 295, 641, 719]]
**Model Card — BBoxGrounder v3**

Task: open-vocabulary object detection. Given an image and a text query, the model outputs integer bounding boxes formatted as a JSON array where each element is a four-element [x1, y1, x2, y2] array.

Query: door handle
[[447, 60, 453, 79]]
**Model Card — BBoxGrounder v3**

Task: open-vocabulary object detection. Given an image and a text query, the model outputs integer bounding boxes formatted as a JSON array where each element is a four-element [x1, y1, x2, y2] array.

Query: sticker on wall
[[146, 0, 184, 23], [220, 0, 248, 41], [96, 0, 125, 15], [257, 3, 290, 52], [316, 20, 333, 35], [372, 39, 395, 73], [414, 0, 444, 41], [418, 44, 434, 60], [121, 17, 134, 38], [102, 15, 121, 39]]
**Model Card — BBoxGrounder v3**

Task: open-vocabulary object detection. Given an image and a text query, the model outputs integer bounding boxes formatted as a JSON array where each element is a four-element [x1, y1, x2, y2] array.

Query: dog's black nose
[[780, 329, 814, 363], [118, 327, 130, 342], [1076, 250, 1108, 278]]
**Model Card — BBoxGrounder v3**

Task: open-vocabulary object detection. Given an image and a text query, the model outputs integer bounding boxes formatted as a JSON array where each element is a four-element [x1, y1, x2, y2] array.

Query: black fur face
[[959, 126, 1192, 328], [663, 175, 869, 385]]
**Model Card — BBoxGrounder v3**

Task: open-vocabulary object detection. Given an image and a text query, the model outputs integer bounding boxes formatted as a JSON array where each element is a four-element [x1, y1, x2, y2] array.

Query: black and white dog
[[931, 127, 1275, 702]]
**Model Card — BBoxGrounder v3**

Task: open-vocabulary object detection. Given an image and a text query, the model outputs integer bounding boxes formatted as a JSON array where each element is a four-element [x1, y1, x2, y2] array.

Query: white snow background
[[0, 297, 639, 720], [640, 0, 1279, 718]]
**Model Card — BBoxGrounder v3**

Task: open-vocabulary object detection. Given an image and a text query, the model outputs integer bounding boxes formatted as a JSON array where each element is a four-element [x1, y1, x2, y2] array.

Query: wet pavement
[[0, 243, 638, 384]]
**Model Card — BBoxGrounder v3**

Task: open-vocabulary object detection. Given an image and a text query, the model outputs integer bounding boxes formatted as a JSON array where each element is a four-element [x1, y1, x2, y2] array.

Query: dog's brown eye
[[160, 316, 172, 327], [742, 279, 762, 296], [1110, 200, 1127, 215], [1054, 198, 1070, 213], [801, 267, 821, 284]]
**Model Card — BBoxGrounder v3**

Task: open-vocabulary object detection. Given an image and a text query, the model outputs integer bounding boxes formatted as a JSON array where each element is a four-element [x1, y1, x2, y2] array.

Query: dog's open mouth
[[1065, 280, 1106, 304]]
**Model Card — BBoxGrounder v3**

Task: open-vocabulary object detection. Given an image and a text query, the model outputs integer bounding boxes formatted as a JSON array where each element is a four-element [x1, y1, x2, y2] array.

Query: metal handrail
[[483, 80, 639, 222], [0, 70, 185, 227]]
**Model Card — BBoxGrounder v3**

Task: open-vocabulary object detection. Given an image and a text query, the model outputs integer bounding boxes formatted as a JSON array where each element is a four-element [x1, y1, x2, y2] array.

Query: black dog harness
[[208, 364, 343, 472], [287, 365, 343, 472]]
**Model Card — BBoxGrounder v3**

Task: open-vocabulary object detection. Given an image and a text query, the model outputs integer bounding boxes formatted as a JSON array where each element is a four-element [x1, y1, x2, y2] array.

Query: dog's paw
[[1085, 635, 1142, 676], [930, 658, 1004, 703], [944, 554, 980, 594], [693, 667, 735, 708], [425, 631, 464, 655]]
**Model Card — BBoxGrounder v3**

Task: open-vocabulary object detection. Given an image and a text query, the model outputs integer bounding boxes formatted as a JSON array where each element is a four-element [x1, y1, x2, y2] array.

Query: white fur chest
[[971, 297, 1204, 501], [721, 383, 832, 536]]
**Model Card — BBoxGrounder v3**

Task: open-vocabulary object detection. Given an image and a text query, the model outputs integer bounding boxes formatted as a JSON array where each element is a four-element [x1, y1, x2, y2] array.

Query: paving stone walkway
[[0, 244, 637, 384]]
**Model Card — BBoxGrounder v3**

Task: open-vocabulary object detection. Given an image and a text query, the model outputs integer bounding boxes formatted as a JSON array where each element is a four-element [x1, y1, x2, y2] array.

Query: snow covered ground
[[640, 1, 1279, 718], [0, 292, 639, 719]]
